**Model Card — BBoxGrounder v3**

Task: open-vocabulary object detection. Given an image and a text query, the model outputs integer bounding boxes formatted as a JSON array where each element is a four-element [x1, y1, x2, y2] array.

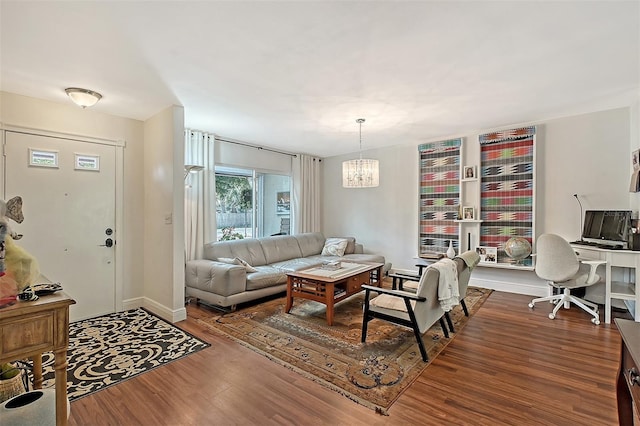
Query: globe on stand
[[504, 237, 532, 264]]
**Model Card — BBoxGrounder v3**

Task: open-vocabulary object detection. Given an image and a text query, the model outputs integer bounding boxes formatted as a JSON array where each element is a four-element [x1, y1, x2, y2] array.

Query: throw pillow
[[235, 257, 258, 273], [321, 238, 349, 257], [217, 257, 239, 265], [329, 236, 356, 254], [216, 257, 257, 272]]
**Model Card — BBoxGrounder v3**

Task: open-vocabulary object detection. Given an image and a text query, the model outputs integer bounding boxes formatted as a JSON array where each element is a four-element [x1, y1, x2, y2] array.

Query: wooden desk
[[0, 293, 75, 425], [572, 244, 640, 324], [616, 319, 640, 425]]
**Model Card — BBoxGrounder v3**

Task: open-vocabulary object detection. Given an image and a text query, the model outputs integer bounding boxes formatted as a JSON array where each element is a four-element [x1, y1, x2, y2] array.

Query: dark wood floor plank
[[67, 288, 627, 425]]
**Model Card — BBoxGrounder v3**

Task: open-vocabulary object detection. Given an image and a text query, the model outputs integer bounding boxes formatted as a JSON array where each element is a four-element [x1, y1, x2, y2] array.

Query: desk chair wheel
[[548, 313, 555, 320], [528, 302, 535, 309], [592, 317, 601, 325]]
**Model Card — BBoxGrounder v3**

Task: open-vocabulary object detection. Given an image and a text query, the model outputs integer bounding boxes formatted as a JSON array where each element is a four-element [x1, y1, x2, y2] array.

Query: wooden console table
[[0, 293, 75, 425], [616, 318, 640, 425]]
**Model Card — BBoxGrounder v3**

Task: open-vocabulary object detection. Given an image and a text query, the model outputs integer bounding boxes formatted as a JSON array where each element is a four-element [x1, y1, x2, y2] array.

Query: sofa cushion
[[259, 235, 304, 264], [246, 266, 288, 290], [294, 232, 326, 257], [321, 238, 349, 256], [270, 257, 325, 272], [204, 238, 268, 267]]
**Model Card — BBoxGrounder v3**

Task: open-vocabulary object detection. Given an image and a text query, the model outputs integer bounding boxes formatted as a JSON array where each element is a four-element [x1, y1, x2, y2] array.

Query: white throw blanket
[[431, 258, 459, 312]]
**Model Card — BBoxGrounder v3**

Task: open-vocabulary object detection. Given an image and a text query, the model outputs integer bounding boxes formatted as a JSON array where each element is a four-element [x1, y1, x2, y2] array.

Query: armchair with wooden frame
[[361, 252, 479, 362]]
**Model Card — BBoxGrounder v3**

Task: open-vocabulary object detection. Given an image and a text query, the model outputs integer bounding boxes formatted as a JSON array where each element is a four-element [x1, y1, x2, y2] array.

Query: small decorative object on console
[[476, 246, 497, 264], [30, 282, 63, 296], [504, 237, 532, 264], [321, 261, 342, 271], [446, 240, 455, 258]]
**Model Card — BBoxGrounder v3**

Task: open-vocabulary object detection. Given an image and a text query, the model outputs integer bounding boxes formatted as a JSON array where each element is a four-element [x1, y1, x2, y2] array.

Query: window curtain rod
[[216, 136, 297, 158]]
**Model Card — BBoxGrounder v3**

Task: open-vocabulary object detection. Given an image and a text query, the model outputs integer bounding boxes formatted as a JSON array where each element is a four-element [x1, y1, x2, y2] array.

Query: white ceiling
[[1, 1, 638, 158]]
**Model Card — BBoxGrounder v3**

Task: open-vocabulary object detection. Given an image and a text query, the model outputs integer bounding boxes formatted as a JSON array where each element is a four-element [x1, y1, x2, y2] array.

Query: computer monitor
[[582, 210, 632, 244]]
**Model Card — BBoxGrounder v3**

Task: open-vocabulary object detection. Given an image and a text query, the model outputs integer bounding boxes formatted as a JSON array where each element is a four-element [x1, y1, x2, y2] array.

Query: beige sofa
[[185, 232, 391, 310]]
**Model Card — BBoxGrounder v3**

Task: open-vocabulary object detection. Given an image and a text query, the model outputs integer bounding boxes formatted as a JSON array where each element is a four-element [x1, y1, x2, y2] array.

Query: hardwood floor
[[68, 289, 628, 425]]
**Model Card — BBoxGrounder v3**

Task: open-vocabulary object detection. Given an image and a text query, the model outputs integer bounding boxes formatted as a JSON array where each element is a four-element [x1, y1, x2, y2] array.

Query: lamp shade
[[342, 158, 379, 188], [184, 164, 204, 181], [65, 88, 102, 108]]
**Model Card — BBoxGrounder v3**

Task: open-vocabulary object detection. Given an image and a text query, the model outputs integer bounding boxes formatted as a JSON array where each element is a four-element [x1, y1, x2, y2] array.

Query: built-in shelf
[[454, 219, 483, 223], [461, 178, 478, 182], [477, 262, 535, 271]]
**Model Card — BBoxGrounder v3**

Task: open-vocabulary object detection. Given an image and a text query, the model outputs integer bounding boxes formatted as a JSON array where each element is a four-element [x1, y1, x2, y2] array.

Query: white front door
[[4, 131, 117, 321]]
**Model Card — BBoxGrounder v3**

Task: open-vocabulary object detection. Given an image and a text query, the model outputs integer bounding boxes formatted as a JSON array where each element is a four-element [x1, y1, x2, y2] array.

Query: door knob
[[99, 238, 114, 248]]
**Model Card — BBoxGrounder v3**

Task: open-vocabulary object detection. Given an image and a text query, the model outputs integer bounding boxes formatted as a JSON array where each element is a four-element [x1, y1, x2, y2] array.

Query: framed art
[[276, 191, 290, 214], [463, 206, 475, 220], [29, 148, 58, 168], [463, 165, 476, 179], [75, 154, 100, 171], [476, 246, 497, 264]]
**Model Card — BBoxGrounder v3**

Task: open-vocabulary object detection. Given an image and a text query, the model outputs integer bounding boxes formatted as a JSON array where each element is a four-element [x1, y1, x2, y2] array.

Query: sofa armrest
[[185, 260, 247, 296], [354, 243, 364, 254]]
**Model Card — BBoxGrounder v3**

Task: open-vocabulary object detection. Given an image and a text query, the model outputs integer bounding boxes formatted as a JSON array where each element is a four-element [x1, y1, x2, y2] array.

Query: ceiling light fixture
[[342, 118, 379, 188], [65, 87, 102, 108]]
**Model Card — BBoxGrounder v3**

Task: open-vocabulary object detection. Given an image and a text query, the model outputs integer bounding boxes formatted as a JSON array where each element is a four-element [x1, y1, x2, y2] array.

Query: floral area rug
[[39, 308, 209, 401], [196, 286, 491, 414]]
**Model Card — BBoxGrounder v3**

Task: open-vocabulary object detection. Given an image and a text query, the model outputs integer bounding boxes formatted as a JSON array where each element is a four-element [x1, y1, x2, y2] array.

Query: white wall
[[322, 107, 634, 296], [143, 105, 185, 322], [0, 91, 146, 302]]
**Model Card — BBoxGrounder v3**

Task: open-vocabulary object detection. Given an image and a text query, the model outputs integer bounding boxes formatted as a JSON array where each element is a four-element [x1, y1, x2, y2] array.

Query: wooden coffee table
[[284, 261, 383, 325]]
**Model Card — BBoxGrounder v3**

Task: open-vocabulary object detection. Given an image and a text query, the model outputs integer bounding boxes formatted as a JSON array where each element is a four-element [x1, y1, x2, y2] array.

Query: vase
[[446, 240, 455, 259], [0, 390, 68, 426]]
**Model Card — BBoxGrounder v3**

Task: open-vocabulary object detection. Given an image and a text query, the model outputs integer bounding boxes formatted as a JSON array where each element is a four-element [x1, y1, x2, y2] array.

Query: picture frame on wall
[[276, 191, 290, 214], [463, 165, 476, 179], [476, 246, 497, 264], [463, 206, 475, 220]]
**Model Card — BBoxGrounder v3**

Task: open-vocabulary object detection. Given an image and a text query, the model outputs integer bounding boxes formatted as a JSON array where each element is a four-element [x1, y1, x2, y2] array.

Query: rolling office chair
[[529, 233, 605, 324]]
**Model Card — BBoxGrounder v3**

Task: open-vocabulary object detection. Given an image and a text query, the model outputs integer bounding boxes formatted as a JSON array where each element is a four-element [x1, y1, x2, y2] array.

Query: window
[[215, 166, 291, 240]]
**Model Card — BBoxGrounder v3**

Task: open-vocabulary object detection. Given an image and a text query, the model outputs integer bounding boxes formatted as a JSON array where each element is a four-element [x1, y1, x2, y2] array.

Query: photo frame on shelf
[[463, 206, 475, 220], [476, 246, 497, 264], [463, 165, 476, 179]]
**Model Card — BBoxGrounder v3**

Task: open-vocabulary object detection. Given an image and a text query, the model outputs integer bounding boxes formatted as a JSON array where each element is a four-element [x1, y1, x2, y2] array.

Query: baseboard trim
[[122, 297, 144, 311], [470, 277, 548, 297], [121, 297, 186, 323]]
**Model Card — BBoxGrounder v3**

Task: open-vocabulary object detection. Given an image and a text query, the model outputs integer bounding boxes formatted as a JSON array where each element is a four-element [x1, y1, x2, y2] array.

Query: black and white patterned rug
[[39, 308, 209, 401]]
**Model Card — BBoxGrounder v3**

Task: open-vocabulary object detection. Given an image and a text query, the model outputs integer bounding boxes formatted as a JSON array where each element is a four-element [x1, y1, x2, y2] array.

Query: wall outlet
[[164, 213, 172, 225]]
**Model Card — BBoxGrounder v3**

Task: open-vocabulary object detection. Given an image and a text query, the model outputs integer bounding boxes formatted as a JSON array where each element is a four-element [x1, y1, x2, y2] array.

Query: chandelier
[[342, 118, 379, 188]]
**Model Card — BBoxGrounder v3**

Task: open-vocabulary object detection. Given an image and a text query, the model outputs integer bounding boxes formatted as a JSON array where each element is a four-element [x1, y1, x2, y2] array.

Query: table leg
[[284, 277, 293, 313], [32, 354, 42, 389], [375, 266, 383, 287], [54, 348, 68, 426], [605, 258, 612, 324], [635, 257, 640, 322], [326, 283, 334, 326]]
